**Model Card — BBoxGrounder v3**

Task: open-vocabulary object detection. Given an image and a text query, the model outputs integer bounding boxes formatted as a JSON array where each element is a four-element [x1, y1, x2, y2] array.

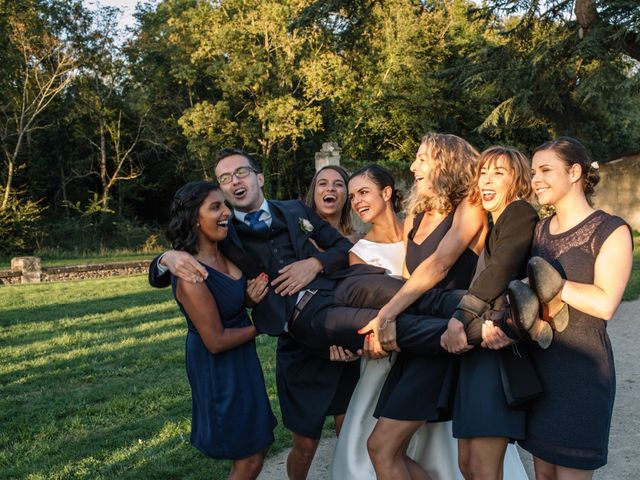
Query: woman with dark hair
[[305, 165, 357, 241], [514, 137, 633, 479], [331, 163, 476, 480], [166, 181, 276, 479]]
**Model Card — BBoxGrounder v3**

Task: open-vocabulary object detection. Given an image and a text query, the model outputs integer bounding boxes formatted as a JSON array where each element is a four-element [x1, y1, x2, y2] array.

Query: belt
[[289, 289, 317, 329]]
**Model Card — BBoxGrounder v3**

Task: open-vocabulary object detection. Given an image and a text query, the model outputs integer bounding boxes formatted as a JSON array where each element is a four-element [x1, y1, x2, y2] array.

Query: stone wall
[[0, 259, 151, 285], [592, 154, 640, 232]]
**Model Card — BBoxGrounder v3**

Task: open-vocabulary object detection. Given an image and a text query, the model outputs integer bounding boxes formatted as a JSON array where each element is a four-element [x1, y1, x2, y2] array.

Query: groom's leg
[[334, 272, 404, 309], [334, 272, 466, 319], [290, 291, 447, 355]]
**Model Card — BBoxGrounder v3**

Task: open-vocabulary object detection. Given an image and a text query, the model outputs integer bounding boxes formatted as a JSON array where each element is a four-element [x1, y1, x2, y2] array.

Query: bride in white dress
[[329, 165, 528, 480]]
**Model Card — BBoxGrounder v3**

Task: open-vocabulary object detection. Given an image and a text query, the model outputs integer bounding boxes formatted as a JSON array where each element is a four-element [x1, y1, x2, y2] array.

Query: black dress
[[171, 265, 276, 459], [519, 211, 630, 469], [453, 200, 538, 440], [374, 210, 478, 421]]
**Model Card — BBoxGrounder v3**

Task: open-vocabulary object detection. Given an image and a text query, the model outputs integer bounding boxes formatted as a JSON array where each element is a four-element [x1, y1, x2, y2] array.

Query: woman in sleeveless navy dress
[[166, 182, 276, 479], [518, 138, 633, 477], [365, 133, 488, 479]]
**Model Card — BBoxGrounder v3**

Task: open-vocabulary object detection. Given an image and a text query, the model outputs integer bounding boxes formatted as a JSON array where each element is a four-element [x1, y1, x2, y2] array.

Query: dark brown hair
[[533, 137, 600, 197]]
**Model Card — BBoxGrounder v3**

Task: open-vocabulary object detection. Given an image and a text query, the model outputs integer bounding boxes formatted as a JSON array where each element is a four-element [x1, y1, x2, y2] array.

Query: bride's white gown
[[330, 239, 528, 480]]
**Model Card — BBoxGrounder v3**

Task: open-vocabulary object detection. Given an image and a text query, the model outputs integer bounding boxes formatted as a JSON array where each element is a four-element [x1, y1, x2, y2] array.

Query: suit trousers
[[289, 272, 465, 355]]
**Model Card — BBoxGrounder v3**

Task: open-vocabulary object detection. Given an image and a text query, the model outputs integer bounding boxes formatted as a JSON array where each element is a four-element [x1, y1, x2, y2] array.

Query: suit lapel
[[226, 218, 244, 251], [270, 200, 306, 259]]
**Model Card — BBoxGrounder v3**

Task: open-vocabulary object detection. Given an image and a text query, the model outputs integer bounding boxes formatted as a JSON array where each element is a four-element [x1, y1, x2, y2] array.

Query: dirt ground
[[259, 298, 640, 479]]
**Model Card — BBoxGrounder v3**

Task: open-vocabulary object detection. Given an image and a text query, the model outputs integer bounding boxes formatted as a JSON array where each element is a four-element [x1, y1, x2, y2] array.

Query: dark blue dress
[[453, 200, 538, 440], [172, 264, 276, 459]]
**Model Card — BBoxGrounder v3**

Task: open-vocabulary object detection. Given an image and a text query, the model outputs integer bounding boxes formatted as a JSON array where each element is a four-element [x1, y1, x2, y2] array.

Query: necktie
[[245, 210, 268, 233]]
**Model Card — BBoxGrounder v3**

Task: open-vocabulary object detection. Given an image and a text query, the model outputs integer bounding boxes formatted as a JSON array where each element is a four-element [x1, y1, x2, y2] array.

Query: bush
[[0, 189, 45, 256], [38, 214, 165, 254]]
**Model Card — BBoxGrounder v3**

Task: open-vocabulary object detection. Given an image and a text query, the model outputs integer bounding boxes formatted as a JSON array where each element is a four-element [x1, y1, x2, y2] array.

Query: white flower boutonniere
[[299, 218, 314, 234]]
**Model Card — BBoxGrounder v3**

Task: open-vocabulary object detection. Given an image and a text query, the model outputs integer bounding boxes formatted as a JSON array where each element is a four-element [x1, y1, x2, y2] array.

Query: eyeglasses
[[217, 166, 259, 185]]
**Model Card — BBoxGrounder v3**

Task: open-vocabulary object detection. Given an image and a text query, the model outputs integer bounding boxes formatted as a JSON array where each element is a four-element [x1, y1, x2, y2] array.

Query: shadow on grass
[[0, 289, 173, 327]]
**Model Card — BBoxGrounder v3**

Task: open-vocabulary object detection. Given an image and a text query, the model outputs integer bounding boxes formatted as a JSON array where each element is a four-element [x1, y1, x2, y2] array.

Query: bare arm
[[380, 199, 486, 323], [176, 279, 257, 354], [376, 198, 486, 350], [560, 225, 632, 320]]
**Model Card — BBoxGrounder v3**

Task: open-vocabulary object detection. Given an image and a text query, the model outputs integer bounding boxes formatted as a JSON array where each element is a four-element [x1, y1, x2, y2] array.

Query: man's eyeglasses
[[217, 166, 259, 185]]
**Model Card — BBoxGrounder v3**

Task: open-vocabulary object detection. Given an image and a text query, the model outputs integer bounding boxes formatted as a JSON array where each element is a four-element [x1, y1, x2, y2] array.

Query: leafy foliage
[[0, 0, 639, 255]]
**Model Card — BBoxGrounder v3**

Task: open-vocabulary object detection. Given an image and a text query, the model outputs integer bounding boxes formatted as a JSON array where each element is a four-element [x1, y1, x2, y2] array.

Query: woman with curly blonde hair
[[362, 133, 488, 479], [404, 132, 478, 217]]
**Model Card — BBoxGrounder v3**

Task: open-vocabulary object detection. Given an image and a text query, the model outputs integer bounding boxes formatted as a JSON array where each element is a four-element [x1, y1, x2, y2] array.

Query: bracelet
[[378, 318, 395, 330]]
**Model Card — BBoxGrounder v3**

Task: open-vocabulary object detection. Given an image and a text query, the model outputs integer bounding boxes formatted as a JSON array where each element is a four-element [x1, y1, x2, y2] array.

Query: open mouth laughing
[[482, 189, 496, 202], [322, 194, 337, 205]]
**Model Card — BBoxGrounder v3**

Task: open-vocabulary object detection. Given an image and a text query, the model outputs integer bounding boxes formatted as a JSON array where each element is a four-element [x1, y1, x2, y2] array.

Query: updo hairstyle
[[533, 137, 600, 197]]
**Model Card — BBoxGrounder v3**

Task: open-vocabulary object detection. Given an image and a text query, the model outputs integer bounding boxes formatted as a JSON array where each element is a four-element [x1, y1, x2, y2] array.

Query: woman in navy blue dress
[[166, 181, 276, 479]]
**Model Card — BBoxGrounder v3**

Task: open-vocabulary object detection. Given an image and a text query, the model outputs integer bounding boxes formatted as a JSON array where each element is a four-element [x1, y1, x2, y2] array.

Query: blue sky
[[84, 0, 143, 30]]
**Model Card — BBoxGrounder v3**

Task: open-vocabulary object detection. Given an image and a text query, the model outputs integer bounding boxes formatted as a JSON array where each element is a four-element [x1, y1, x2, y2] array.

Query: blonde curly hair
[[405, 133, 479, 215]]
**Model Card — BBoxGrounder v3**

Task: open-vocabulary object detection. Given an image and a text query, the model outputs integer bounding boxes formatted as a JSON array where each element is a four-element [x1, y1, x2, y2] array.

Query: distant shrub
[[39, 215, 164, 253], [0, 189, 45, 256]]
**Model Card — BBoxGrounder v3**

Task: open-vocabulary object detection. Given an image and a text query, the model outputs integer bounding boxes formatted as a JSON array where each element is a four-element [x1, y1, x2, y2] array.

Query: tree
[[0, 7, 74, 211], [454, 0, 640, 158], [70, 6, 147, 213]]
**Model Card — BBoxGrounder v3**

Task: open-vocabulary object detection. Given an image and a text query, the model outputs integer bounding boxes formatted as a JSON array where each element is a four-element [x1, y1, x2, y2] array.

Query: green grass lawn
[[0, 275, 337, 479], [622, 233, 640, 301]]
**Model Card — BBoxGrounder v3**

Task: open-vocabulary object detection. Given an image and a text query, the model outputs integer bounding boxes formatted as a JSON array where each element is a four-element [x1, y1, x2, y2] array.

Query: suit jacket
[[452, 199, 539, 323], [149, 199, 353, 334]]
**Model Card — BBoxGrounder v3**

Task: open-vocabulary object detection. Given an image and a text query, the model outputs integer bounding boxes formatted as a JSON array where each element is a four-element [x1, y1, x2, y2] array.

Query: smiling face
[[348, 174, 391, 224], [410, 142, 436, 199], [313, 168, 347, 220], [478, 156, 516, 219], [197, 189, 231, 243], [531, 149, 576, 207], [214, 154, 265, 212]]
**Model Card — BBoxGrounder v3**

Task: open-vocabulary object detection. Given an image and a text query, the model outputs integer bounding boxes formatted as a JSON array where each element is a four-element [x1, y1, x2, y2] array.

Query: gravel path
[[259, 298, 640, 479]]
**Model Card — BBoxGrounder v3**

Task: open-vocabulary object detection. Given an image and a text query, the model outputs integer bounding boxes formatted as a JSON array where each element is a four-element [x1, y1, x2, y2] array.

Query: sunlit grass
[[622, 233, 640, 301], [0, 275, 309, 479]]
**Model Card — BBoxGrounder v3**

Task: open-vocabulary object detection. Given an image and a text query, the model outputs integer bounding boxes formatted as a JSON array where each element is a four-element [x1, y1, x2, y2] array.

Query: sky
[[84, 0, 143, 30]]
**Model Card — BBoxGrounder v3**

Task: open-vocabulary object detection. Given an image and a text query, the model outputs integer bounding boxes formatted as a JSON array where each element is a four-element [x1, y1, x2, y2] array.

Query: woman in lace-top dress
[[519, 137, 633, 479]]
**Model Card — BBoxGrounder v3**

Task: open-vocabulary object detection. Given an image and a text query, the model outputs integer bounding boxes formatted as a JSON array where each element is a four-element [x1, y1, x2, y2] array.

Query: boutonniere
[[298, 218, 314, 234]]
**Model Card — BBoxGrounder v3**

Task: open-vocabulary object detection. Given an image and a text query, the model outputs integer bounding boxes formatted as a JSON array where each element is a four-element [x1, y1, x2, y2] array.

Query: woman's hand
[[481, 320, 514, 350], [246, 273, 269, 307], [376, 308, 400, 352], [329, 345, 359, 362], [440, 318, 473, 354], [358, 319, 388, 359]]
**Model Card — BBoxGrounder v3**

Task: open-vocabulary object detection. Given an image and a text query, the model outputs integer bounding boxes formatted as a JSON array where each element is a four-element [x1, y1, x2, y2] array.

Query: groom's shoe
[[507, 280, 553, 349], [527, 256, 569, 332]]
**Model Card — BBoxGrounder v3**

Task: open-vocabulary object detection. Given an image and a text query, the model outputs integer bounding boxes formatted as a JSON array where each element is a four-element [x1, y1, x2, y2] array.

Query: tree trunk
[[99, 116, 109, 210]]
